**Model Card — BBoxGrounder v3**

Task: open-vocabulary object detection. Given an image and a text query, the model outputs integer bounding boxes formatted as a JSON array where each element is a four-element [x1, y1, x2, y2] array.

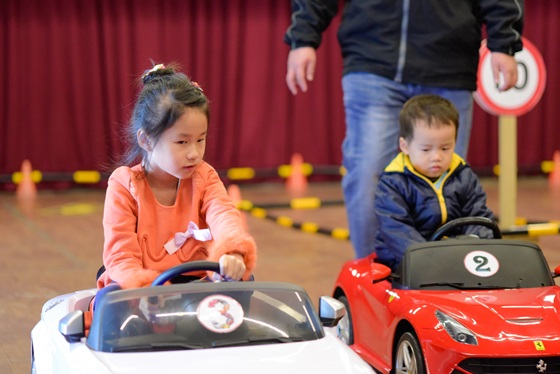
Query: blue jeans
[[341, 73, 473, 258]]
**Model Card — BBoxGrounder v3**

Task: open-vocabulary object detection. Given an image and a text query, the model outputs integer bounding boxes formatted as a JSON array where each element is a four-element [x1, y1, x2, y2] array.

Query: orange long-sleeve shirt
[[97, 162, 256, 289]]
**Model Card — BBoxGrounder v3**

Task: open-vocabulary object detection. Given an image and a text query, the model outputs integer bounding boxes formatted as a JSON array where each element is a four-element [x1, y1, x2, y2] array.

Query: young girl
[[96, 63, 257, 298]]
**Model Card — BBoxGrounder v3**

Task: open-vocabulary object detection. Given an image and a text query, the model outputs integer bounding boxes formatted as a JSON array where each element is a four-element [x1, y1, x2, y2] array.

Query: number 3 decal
[[464, 251, 499, 277]]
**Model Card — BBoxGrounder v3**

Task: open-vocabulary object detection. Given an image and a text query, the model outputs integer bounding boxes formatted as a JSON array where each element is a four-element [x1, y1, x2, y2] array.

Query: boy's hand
[[218, 253, 246, 281]]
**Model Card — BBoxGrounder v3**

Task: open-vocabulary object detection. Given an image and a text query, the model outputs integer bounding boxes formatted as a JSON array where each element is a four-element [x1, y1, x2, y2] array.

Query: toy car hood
[[86, 334, 371, 374], [399, 288, 560, 345]]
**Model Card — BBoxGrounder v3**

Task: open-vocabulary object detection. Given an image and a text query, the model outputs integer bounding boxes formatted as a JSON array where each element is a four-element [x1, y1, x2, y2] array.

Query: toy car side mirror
[[318, 296, 346, 327], [554, 265, 560, 278], [59, 310, 86, 343], [371, 262, 391, 283]]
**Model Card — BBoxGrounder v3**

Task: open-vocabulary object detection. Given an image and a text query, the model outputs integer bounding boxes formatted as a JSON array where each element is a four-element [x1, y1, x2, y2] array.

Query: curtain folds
[[0, 0, 558, 177]]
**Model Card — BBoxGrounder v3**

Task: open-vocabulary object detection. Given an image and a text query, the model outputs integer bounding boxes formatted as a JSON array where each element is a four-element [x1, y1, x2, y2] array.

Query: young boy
[[374, 94, 495, 270]]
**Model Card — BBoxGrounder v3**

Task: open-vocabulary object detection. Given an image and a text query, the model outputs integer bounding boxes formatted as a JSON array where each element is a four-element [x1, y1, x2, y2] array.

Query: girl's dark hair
[[117, 62, 209, 167], [399, 94, 459, 141]]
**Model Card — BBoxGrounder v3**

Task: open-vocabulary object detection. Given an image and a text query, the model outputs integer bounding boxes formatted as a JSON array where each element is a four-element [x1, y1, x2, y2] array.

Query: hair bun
[[141, 64, 174, 85]]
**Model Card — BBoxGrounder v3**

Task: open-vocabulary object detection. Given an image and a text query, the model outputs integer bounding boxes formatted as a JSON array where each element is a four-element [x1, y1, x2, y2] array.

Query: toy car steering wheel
[[429, 217, 502, 241], [151, 261, 221, 286]]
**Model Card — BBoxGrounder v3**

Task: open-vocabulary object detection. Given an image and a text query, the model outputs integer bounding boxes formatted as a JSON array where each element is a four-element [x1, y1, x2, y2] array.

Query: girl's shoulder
[[110, 164, 144, 183], [190, 161, 224, 192], [108, 164, 146, 197], [192, 161, 218, 180], [195, 161, 215, 173]]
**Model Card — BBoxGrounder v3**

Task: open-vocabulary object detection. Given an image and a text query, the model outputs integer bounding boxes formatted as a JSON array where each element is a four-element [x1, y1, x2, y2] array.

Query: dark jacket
[[284, 0, 524, 91], [374, 153, 495, 268]]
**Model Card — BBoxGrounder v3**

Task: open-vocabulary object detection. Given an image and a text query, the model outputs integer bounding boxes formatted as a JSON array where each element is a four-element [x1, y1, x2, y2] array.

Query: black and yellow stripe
[[236, 198, 560, 241]]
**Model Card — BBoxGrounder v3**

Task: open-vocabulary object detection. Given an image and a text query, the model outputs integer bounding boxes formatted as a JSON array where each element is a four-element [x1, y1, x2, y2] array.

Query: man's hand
[[286, 47, 317, 95], [491, 52, 518, 92]]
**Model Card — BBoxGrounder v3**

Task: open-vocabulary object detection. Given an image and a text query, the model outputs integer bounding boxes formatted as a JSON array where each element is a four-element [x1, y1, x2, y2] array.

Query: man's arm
[[283, 0, 339, 94], [481, 0, 524, 91]]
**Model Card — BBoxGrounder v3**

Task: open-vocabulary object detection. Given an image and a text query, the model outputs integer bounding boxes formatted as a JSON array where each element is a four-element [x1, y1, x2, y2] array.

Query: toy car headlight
[[435, 310, 478, 346]]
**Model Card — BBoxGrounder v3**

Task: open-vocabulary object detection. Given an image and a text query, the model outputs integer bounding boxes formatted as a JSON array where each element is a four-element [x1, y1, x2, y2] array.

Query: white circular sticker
[[464, 250, 499, 277], [197, 294, 244, 333]]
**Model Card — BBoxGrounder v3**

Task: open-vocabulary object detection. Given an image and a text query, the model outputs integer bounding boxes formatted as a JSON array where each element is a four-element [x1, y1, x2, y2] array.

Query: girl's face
[[399, 119, 456, 179], [142, 107, 208, 183]]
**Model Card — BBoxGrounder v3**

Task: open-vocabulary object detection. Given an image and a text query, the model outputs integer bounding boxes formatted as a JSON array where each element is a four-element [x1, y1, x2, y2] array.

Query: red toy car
[[333, 217, 560, 373]]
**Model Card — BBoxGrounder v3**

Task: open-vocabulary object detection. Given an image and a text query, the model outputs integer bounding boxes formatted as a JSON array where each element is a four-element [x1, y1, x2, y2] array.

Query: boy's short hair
[[399, 94, 459, 141]]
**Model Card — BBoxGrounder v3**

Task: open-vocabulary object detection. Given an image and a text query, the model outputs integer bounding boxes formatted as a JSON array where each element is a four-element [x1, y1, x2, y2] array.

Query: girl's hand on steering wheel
[[218, 254, 246, 281]]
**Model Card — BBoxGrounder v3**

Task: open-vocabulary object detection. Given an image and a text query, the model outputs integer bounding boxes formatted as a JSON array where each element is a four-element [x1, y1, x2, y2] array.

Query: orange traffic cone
[[549, 151, 560, 189], [16, 159, 37, 200], [227, 184, 248, 231], [286, 153, 308, 197], [16, 159, 37, 216]]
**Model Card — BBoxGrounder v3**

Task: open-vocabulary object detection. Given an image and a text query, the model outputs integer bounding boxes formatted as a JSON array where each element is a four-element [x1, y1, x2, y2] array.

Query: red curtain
[[0, 0, 558, 180]]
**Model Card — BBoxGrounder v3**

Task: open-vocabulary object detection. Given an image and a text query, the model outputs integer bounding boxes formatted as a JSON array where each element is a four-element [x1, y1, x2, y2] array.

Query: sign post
[[474, 37, 546, 229]]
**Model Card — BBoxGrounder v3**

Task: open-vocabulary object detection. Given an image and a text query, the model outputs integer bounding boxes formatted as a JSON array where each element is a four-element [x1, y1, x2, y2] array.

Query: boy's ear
[[137, 130, 152, 152], [399, 137, 409, 155]]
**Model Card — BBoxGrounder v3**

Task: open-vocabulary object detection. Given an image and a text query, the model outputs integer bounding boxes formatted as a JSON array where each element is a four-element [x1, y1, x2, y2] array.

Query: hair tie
[[192, 81, 204, 92], [141, 64, 166, 84]]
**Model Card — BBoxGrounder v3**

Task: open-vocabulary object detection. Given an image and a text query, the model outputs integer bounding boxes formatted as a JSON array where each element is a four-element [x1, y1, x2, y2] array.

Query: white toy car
[[31, 261, 375, 373]]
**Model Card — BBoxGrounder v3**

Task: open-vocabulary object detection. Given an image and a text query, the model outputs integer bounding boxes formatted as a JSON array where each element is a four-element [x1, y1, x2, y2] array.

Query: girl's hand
[[218, 253, 246, 281]]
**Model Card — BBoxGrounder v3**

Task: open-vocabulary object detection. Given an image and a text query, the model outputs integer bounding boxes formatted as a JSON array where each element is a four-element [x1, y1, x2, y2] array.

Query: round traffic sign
[[474, 37, 546, 116]]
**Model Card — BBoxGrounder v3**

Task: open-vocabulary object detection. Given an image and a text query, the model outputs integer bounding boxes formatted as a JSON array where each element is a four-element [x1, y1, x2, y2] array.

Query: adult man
[[284, 0, 523, 258]]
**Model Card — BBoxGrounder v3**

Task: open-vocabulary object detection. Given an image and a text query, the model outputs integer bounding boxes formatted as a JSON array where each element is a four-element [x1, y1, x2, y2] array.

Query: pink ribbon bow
[[164, 221, 212, 255]]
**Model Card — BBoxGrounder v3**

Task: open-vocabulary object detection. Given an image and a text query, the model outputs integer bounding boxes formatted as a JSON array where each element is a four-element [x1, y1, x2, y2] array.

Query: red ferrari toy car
[[333, 217, 560, 374]]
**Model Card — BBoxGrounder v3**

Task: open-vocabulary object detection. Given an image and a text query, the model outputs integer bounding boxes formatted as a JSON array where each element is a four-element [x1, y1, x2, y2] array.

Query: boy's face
[[399, 119, 456, 179]]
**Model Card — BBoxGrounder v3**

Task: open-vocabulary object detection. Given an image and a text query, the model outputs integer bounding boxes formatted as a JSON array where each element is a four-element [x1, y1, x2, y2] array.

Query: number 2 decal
[[464, 251, 499, 277], [473, 255, 490, 272]]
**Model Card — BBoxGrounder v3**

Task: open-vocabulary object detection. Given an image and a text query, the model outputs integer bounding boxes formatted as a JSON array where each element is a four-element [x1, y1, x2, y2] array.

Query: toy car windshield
[[87, 281, 324, 353], [395, 239, 555, 290]]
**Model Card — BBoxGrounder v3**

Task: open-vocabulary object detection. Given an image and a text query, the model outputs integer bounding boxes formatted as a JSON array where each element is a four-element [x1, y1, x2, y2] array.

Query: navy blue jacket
[[374, 153, 495, 268], [284, 0, 524, 91]]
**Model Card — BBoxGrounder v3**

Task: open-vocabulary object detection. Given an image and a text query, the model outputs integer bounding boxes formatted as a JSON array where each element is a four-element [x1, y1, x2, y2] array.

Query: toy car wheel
[[336, 295, 354, 345], [394, 331, 425, 374]]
